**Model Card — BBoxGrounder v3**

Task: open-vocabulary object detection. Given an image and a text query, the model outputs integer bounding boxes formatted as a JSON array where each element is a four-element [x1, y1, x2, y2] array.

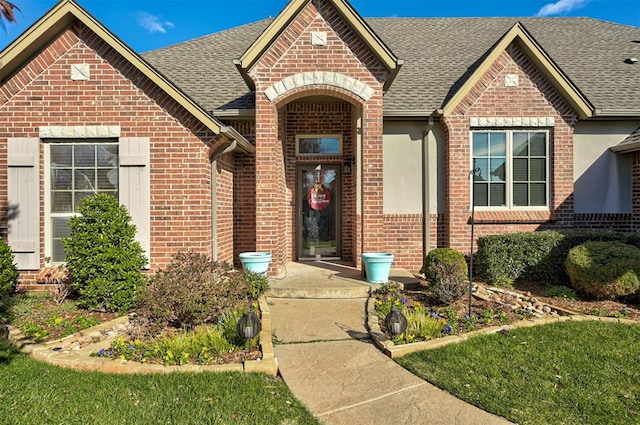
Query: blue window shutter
[[119, 137, 150, 267], [7, 138, 40, 270]]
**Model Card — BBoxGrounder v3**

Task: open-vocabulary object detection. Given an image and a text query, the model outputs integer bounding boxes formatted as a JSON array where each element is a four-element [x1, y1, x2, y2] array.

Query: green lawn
[[0, 342, 319, 425], [397, 321, 640, 425]]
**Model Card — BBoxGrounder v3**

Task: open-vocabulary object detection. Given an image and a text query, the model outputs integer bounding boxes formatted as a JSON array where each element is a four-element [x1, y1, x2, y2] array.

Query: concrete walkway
[[268, 263, 513, 425]]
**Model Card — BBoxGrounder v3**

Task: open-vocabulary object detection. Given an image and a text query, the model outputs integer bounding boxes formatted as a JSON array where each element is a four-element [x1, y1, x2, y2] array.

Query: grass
[[397, 321, 640, 425], [0, 341, 319, 425]]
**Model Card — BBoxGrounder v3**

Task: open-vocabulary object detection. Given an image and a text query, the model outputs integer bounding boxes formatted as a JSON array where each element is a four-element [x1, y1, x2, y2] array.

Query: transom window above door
[[471, 130, 549, 209], [296, 134, 342, 155]]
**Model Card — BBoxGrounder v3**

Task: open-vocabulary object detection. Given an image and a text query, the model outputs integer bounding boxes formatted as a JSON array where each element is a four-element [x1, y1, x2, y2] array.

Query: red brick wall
[[249, 0, 388, 272], [444, 43, 578, 254], [0, 24, 221, 289]]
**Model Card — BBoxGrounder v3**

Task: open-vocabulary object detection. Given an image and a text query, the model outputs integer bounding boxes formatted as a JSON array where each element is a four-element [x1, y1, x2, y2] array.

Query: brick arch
[[265, 71, 374, 104], [270, 85, 365, 111]]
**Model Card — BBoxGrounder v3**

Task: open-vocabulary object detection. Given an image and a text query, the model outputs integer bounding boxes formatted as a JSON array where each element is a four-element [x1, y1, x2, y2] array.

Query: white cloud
[[536, 0, 591, 16], [136, 12, 175, 34]]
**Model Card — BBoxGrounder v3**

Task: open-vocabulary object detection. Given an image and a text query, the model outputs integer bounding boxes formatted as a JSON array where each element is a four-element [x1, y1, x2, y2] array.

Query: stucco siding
[[383, 121, 424, 214], [574, 121, 639, 213]]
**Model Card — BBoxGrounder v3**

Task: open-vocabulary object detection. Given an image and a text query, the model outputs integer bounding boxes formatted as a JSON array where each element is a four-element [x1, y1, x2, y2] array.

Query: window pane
[[51, 145, 72, 166], [97, 145, 118, 167], [51, 168, 72, 190], [513, 133, 529, 157], [489, 133, 506, 156], [530, 183, 547, 206], [75, 169, 96, 190], [298, 137, 340, 154], [473, 133, 489, 156], [474, 183, 488, 207], [489, 183, 505, 207], [530, 158, 546, 181], [529, 133, 546, 156], [74, 145, 96, 167], [474, 158, 489, 181], [490, 158, 505, 181], [97, 169, 118, 190], [513, 158, 529, 182], [513, 183, 529, 206], [51, 192, 72, 213], [51, 217, 71, 263]]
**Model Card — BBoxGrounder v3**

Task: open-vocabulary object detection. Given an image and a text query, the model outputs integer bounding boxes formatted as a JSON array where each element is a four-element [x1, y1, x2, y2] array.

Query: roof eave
[[610, 142, 640, 154], [593, 109, 640, 118]]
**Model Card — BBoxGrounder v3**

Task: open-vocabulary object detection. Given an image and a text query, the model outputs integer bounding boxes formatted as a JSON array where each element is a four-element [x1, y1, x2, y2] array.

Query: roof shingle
[[142, 17, 640, 115]]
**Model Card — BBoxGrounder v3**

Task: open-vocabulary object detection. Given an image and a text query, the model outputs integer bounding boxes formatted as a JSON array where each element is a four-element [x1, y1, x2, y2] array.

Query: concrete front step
[[266, 262, 420, 299]]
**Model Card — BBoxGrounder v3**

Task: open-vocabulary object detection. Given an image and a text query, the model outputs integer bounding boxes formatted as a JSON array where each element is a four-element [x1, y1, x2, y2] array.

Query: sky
[[1, 0, 639, 53]]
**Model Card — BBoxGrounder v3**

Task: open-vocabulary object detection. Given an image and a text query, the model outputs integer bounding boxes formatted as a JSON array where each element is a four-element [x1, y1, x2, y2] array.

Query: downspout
[[422, 116, 435, 260], [210, 140, 238, 261]]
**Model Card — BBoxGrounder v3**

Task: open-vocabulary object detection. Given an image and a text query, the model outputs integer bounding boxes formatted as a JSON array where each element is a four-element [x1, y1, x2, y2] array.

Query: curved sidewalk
[[269, 295, 513, 425]]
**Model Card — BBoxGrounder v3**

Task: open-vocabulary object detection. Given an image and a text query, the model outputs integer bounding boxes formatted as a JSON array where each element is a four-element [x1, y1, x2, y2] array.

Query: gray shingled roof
[[142, 17, 640, 115]]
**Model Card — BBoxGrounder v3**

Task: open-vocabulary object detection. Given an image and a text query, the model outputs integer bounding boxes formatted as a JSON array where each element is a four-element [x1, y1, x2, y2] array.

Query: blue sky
[[1, 0, 639, 52]]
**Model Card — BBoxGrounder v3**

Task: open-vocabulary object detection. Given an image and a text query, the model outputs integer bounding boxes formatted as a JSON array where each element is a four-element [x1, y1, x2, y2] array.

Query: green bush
[[63, 193, 147, 313], [0, 239, 18, 304], [134, 252, 251, 338], [544, 285, 578, 300], [423, 248, 468, 304], [476, 230, 640, 286], [244, 271, 269, 300], [565, 241, 640, 300]]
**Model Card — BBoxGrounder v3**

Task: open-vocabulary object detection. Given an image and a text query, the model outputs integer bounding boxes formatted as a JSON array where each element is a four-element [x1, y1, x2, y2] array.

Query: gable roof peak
[[236, 0, 401, 91]]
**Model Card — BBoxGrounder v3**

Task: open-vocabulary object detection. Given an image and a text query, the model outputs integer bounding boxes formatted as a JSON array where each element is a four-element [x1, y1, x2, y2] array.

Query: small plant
[[244, 271, 269, 300], [565, 241, 640, 300], [544, 285, 578, 300], [423, 248, 468, 304], [18, 321, 49, 342], [63, 194, 147, 313], [47, 315, 100, 338], [403, 306, 447, 342], [135, 252, 251, 337], [513, 307, 535, 320], [0, 239, 18, 305]]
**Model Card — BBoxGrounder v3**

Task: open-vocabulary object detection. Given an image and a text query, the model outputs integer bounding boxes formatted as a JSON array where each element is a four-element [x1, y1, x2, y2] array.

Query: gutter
[[422, 116, 435, 259], [593, 108, 640, 118]]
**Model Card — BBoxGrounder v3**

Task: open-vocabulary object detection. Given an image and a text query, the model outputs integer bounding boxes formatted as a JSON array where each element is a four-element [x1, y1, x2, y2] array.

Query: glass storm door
[[298, 165, 341, 260]]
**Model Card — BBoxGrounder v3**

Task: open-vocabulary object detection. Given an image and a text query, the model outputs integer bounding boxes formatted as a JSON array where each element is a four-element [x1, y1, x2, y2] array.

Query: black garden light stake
[[0, 325, 8, 341], [468, 164, 482, 318], [236, 311, 262, 340], [385, 308, 408, 336]]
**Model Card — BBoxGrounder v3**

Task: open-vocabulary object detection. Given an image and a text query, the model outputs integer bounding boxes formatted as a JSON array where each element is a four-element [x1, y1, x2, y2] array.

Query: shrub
[[0, 239, 18, 307], [134, 252, 251, 338], [423, 248, 468, 304], [63, 194, 147, 313], [244, 271, 269, 300], [476, 230, 640, 286], [404, 305, 446, 342], [544, 285, 578, 300], [565, 241, 640, 300]]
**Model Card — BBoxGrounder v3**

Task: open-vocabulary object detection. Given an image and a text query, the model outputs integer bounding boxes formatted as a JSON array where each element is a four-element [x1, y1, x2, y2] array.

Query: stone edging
[[366, 298, 639, 359], [6, 296, 277, 376]]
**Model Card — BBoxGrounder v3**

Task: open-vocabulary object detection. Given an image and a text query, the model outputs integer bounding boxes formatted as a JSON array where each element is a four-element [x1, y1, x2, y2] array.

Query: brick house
[[1, 0, 639, 289]]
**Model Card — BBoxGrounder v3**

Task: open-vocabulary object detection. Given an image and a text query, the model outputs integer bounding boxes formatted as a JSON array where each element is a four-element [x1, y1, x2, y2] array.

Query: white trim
[[296, 134, 343, 156], [470, 129, 551, 211], [469, 117, 555, 128], [39, 125, 121, 139]]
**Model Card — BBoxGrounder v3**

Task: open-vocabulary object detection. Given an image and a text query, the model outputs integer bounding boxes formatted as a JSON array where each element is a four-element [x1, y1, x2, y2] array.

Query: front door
[[297, 164, 341, 260]]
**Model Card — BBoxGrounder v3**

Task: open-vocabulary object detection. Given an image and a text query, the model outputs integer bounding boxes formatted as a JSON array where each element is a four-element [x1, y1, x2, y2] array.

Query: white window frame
[[296, 134, 343, 156], [470, 129, 550, 211], [44, 139, 119, 265]]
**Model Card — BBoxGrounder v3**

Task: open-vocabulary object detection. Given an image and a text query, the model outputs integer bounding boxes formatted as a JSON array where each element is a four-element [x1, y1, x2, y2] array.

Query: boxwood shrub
[[565, 241, 640, 300], [423, 248, 468, 304], [476, 230, 640, 286], [0, 239, 18, 310]]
